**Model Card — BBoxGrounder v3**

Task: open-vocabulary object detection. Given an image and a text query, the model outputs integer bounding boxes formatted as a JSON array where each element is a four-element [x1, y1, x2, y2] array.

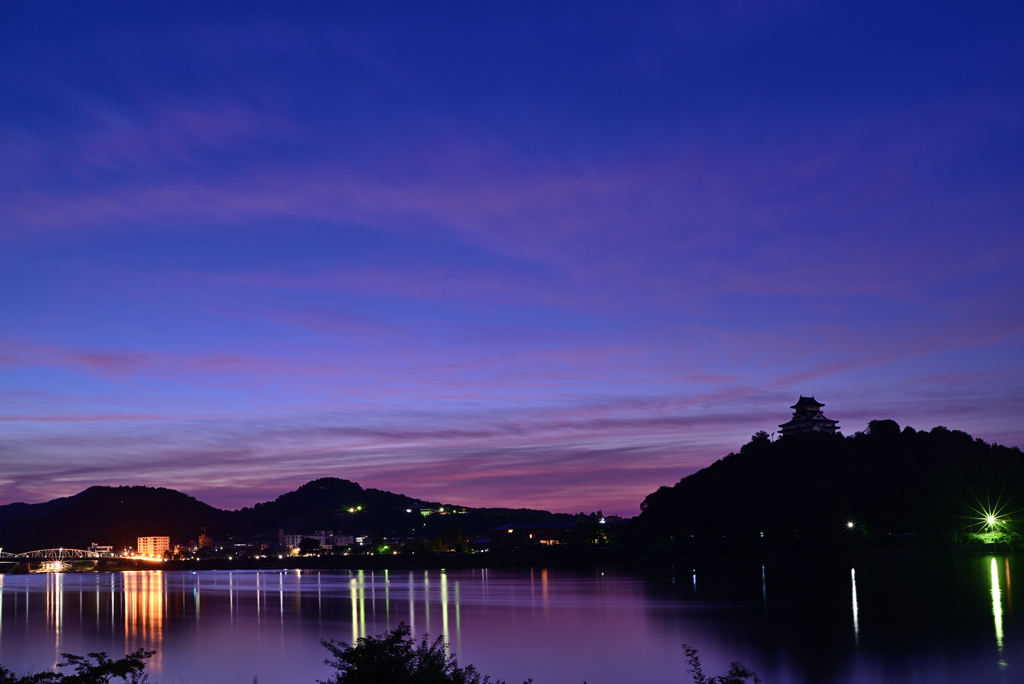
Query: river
[[0, 554, 1019, 683]]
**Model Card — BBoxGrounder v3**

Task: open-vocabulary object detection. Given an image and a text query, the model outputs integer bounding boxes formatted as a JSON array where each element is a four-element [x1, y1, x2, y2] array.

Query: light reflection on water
[[992, 556, 1009, 676], [0, 558, 1020, 683], [851, 567, 859, 644]]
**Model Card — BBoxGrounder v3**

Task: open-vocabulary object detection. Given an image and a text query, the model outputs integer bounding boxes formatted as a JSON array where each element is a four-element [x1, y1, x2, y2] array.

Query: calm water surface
[[0, 555, 1019, 683]]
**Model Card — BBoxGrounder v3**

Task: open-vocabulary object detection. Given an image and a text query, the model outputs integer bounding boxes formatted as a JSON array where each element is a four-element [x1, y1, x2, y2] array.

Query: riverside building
[[137, 536, 170, 557]]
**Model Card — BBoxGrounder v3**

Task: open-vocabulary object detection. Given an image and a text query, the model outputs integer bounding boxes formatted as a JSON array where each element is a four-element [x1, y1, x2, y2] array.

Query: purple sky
[[2, 3, 1022, 515]]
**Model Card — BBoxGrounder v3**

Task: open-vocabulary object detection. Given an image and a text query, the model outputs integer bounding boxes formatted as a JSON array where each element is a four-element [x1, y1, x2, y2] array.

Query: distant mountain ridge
[[0, 485, 229, 552], [0, 477, 572, 552]]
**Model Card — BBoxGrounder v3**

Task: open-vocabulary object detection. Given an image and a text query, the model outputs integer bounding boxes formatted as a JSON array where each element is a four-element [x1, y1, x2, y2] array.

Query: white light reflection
[[851, 568, 859, 644], [423, 571, 430, 632], [48, 573, 64, 656], [440, 571, 449, 656], [761, 564, 766, 612], [992, 557, 1005, 666], [350, 577, 359, 645], [369, 571, 376, 625], [408, 572, 415, 635]]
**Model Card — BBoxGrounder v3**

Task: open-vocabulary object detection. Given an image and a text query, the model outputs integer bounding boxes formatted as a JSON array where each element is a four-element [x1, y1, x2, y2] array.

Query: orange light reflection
[[122, 571, 164, 672]]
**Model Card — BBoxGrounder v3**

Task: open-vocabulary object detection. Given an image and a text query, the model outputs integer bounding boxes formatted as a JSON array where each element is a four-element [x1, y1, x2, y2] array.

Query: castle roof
[[790, 396, 824, 409], [778, 416, 839, 429]]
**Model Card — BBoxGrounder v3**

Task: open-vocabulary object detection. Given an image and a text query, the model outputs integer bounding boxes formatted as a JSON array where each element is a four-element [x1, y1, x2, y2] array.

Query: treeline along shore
[[631, 420, 1024, 557], [1, 420, 1021, 566]]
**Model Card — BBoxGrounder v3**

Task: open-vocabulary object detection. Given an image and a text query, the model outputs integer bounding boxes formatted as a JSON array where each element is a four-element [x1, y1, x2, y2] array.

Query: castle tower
[[778, 396, 839, 437]]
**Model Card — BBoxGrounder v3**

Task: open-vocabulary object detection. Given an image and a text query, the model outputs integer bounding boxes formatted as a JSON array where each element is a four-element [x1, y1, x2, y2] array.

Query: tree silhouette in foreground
[[0, 649, 153, 684], [0, 637, 760, 683], [683, 645, 761, 684], [318, 623, 760, 684], [318, 623, 526, 684]]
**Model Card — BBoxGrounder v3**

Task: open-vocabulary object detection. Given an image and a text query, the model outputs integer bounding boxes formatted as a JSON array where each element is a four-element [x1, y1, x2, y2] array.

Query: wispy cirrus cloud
[[3, 368, 1022, 513], [2, 3, 1021, 515]]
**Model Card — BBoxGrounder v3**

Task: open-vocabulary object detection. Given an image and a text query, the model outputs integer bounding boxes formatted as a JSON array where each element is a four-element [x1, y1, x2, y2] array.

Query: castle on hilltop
[[779, 396, 839, 437]]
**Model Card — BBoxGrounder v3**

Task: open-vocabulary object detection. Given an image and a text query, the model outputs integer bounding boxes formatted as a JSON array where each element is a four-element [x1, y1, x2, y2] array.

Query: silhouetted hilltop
[[0, 477, 572, 552], [635, 421, 1024, 554], [0, 491, 82, 528], [231, 477, 436, 538], [0, 486, 228, 552], [229, 478, 574, 541]]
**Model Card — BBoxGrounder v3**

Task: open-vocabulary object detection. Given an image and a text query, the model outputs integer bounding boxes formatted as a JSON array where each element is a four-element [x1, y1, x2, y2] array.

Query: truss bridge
[[0, 548, 100, 560]]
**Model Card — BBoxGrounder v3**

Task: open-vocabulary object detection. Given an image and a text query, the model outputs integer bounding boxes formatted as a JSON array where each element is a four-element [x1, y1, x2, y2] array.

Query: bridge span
[[0, 548, 102, 560], [0, 549, 165, 572]]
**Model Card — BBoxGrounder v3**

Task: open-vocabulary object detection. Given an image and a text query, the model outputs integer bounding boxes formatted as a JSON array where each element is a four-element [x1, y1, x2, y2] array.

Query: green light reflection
[[991, 557, 1005, 661], [358, 570, 366, 639], [384, 569, 390, 626], [349, 577, 358, 645]]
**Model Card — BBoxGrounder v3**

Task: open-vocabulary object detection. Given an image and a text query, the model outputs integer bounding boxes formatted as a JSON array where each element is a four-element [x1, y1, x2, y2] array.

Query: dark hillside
[[231, 477, 435, 538], [231, 478, 575, 540], [0, 478, 575, 552], [0, 486, 229, 552], [0, 493, 81, 528], [635, 422, 1024, 554]]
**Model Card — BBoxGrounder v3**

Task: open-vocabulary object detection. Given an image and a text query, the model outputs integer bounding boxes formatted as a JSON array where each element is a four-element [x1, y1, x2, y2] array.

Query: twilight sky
[[1, 2, 1022, 515]]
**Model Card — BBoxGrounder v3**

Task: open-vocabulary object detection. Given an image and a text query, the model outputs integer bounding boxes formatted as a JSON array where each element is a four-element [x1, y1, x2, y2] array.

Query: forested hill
[[0, 486, 229, 552], [634, 422, 1024, 553], [0, 477, 574, 552]]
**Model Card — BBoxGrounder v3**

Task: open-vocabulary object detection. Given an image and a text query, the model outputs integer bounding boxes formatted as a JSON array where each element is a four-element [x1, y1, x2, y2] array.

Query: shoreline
[[3, 542, 1016, 574]]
